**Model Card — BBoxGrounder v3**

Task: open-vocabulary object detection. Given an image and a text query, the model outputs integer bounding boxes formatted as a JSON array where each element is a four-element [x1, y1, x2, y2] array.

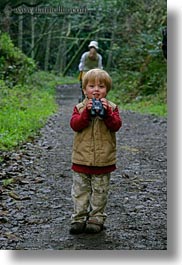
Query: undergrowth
[[108, 88, 167, 117], [0, 71, 77, 151]]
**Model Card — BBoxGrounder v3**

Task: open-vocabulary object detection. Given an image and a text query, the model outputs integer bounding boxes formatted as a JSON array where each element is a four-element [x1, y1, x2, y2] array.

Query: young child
[[70, 69, 122, 234]]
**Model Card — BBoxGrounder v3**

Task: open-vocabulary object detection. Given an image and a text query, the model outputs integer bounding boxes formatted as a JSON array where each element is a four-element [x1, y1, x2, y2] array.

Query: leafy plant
[[2, 178, 14, 187], [0, 33, 36, 86], [0, 72, 58, 150], [0, 70, 78, 151]]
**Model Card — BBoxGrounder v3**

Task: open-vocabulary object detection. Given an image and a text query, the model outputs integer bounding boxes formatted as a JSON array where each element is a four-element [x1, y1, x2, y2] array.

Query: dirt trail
[[0, 84, 167, 250]]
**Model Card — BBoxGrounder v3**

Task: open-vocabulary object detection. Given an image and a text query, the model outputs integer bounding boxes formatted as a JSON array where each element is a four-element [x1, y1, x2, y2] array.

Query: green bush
[[0, 33, 36, 87], [0, 72, 58, 150], [0, 70, 78, 151]]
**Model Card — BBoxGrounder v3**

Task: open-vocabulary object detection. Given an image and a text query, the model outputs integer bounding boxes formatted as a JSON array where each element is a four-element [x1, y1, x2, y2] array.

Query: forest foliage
[[0, 0, 167, 94], [0, 33, 57, 150], [0, 0, 167, 149]]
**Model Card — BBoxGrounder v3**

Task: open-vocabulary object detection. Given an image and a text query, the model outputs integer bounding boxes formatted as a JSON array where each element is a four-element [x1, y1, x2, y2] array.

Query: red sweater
[[70, 105, 122, 174]]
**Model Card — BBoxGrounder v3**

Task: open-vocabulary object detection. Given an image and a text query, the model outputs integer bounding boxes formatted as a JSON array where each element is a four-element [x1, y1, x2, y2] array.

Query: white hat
[[88, 41, 99, 50]]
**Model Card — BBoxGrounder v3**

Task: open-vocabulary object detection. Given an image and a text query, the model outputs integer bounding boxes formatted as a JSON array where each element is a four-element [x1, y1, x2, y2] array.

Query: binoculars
[[90, 98, 105, 118]]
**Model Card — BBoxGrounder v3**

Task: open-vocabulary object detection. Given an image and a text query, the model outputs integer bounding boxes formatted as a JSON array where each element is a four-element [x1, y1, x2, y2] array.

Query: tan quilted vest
[[72, 99, 117, 167]]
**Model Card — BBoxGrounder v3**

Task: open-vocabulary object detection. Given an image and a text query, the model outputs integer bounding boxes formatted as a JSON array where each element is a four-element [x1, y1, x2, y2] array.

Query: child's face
[[83, 79, 107, 100]]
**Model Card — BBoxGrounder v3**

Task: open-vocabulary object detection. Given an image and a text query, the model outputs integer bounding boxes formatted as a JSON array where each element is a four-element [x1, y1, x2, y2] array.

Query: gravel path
[[0, 84, 167, 250]]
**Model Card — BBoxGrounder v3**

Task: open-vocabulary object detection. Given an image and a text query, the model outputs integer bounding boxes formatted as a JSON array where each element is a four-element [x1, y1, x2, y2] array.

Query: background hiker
[[78, 41, 103, 101]]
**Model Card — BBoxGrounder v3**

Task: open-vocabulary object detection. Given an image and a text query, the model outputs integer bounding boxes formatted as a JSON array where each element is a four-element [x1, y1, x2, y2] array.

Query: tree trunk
[[2, 6, 11, 33], [106, 15, 117, 69], [62, 35, 89, 76], [44, 29, 52, 71], [18, 14, 23, 50], [31, 15, 35, 59], [54, 18, 66, 73], [62, 28, 101, 76]]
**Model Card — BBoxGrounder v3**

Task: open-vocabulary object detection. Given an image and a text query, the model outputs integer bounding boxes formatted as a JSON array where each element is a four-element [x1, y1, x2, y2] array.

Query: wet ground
[[0, 84, 167, 250]]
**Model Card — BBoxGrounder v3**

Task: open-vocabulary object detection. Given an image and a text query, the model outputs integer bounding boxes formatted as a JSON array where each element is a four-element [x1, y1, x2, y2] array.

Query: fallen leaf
[[8, 191, 21, 200]]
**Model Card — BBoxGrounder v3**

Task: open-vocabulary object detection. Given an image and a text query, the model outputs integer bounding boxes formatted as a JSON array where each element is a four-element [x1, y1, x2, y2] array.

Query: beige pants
[[71, 172, 110, 224]]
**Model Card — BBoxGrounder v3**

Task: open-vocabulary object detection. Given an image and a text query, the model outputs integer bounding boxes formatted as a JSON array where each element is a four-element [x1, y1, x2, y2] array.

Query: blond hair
[[82, 69, 112, 92]]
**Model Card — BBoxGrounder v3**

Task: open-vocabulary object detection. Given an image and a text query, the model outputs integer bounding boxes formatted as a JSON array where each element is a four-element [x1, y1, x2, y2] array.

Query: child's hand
[[86, 99, 93, 110], [100, 98, 109, 110]]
